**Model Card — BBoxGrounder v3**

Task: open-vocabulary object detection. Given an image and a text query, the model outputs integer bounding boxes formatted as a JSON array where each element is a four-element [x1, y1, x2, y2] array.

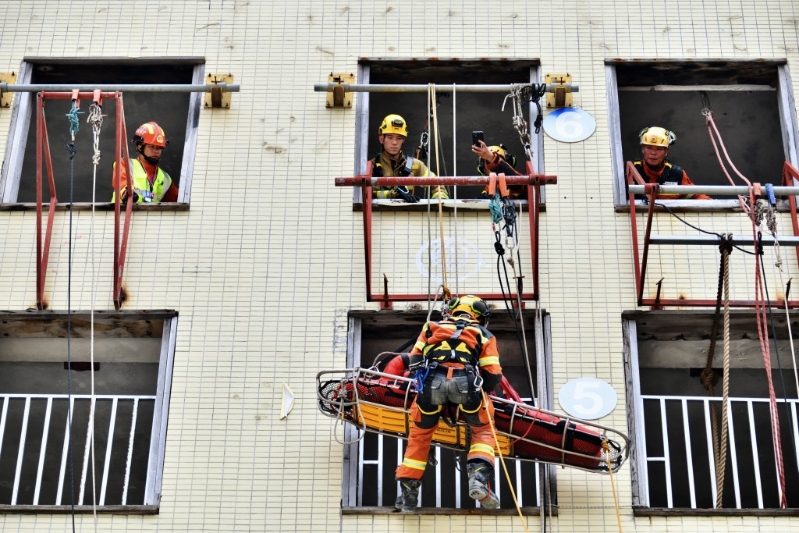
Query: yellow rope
[[482, 390, 530, 533], [602, 440, 624, 533], [429, 83, 449, 293]]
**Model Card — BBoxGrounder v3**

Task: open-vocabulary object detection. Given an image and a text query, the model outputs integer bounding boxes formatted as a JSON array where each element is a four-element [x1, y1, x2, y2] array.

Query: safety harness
[[414, 319, 485, 394]]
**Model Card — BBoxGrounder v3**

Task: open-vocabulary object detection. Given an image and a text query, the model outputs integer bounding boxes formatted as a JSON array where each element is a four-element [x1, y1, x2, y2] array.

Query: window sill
[[0, 202, 190, 212], [353, 198, 543, 212], [634, 507, 799, 517], [0, 504, 159, 514], [342, 505, 553, 516]]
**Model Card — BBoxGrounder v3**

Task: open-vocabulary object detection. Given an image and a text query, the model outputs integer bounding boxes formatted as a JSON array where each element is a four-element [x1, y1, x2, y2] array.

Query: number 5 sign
[[542, 108, 596, 143], [558, 377, 617, 420]]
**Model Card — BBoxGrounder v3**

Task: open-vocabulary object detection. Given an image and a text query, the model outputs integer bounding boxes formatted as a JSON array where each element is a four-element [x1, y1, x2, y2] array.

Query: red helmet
[[133, 122, 168, 148]]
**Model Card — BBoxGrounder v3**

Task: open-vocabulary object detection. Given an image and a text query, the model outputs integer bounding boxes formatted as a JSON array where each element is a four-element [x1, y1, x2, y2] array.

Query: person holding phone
[[471, 137, 526, 199], [369, 114, 449, 203]]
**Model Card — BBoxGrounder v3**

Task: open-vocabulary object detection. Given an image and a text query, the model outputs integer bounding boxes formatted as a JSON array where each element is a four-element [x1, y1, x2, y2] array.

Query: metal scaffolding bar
[[336, 174, 557, 187], [0, 83, 240, 93], [628, 184, 799, 196], [337, 161, 555, 307], [648, 235, 799, 246], [314, 82, 579, 93], [626, 160, 799, 309]]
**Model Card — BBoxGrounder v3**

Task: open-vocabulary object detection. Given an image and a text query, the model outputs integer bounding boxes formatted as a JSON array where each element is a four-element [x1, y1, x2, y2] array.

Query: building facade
[[0, 1, 798, 531]]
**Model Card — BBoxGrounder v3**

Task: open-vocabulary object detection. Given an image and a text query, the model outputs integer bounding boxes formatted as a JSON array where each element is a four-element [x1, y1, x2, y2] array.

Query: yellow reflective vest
[[370, 152, 433, 199], [111, 159, 174, 203]]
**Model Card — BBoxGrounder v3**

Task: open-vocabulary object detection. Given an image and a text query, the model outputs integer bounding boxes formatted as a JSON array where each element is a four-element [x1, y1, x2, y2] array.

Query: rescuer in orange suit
[[633, 126, 711, 200], [394, 295, 503, 512], [112, 121, 179, 204], [472, 141, 526, 199]]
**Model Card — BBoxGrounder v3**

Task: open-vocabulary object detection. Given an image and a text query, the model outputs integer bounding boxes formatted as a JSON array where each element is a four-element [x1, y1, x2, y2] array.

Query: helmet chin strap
[[137, 144, 161, 166]]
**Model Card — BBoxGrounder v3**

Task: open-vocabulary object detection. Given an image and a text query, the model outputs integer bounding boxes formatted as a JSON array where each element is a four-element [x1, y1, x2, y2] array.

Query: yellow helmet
[[446, 295, 490, 322], [477, 144, 516, 175], [639, 126, 676, 148], [378, 114, 408, 137]]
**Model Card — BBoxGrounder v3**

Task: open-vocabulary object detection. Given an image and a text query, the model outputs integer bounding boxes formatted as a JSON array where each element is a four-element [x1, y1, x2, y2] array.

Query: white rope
[[452, 84, 459, 295], [87, 101, 102, 523]]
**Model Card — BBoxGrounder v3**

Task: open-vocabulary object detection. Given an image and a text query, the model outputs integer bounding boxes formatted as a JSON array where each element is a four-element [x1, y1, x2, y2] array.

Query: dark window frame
[[607, 59, 799, 211], [0, 57, 204, 208]]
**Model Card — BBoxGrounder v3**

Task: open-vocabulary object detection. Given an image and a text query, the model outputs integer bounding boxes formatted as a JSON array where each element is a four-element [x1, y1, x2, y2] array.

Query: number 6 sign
[[558, 377, 617, 420], [542, 108, 596, 143]]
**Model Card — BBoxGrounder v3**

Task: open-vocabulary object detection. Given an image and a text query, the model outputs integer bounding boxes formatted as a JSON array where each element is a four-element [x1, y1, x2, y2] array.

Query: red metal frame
[[35, 90, 133, 310], [337, 161, 557, 309], [626, 161, 799, 309]]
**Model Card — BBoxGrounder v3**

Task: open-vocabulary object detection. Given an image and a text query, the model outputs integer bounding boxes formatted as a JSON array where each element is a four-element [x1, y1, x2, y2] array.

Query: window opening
[[624, 311, 799, 512], [350, 60, 545, 205], [0, 311, 177, 511], [1, 58, 208, 205], [607, 60, 799, 208], [320, 310, 629, 513]]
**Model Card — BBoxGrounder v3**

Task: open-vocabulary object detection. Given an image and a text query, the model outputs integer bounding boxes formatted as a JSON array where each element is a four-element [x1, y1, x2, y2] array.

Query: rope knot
[[700, 367, 719, 391]]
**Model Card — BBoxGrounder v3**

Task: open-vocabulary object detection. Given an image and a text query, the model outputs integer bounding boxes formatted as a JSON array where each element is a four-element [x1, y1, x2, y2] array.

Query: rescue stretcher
[[317, 356, 630, 474]]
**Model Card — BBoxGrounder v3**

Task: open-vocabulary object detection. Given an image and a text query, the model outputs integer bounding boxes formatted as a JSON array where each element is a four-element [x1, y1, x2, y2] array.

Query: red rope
[[705, 108, 789, 507], [749, 192, 788, 508]]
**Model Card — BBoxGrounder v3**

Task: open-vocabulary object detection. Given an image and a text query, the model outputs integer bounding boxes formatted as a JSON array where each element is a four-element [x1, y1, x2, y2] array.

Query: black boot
[[395, 478, 421, 512], [467, 461, 500, 509]]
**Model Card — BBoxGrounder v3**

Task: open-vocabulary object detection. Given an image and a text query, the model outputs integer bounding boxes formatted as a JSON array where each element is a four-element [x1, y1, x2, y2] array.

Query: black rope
[[66, 139, 77, 529], [654, 202, 755, 255]]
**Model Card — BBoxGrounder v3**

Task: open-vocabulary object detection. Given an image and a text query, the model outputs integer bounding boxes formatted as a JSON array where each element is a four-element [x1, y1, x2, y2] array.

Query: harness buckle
[[472, 374, 483, 389]]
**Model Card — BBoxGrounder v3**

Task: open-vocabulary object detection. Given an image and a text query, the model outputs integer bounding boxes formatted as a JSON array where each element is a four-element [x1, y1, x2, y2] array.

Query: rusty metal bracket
[[204, 73, 234, 109], [326, 73, 355, 109], [0, 72, 16, 108], [545, 73, 573, 108]]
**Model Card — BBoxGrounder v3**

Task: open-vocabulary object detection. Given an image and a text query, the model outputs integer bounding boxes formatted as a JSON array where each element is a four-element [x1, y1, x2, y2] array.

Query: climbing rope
[[451, 85, 460, 295], [87, 99, 103, 521], [429, 84, 449, 296], [65, 99, 78, 533], [700, 92, 750, 213], [603, 439, 624, 533], [482, 389, 530, 533], [700, 236, 732, 504], [502, 84, 546, 163], [750, 193, 788, 508], [698, 100, 790, 506]]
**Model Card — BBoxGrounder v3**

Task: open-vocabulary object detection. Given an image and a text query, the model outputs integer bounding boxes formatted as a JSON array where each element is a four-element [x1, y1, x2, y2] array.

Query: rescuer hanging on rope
[[473, 141, 526, 199], [112, 121, 179, 204], [633, 126, 711, 200], [394, 295, 503, 512], [369, 114, 448, 203]]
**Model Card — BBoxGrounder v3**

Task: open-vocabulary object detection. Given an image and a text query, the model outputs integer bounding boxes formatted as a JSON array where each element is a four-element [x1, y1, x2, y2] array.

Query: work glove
[[396, 186, 420, 203], [121, 190, 140, 204]]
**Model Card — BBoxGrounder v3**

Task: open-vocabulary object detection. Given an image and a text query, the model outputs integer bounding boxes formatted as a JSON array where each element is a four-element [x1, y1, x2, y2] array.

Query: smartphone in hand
[[472, 131, 484, 147]]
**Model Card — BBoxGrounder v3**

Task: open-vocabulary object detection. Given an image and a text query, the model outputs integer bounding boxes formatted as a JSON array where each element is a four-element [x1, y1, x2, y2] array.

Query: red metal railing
[[336, 161, 557, 309], [626, 161, 799, 309], [35, 90, 133, 310]]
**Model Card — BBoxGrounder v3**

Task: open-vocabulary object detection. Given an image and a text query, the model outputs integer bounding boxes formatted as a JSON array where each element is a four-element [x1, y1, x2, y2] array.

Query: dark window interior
[[616, 61, 786, 192], [17, 60, 197, 203], [353, 309, 544, 510], [365, 60, 538, 199], [632, 311, 799, 509]]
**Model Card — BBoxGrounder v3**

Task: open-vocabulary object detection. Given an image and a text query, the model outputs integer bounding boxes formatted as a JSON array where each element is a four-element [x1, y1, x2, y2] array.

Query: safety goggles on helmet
[[378, 114, 408, 137], [638, 126, 675, 148], [446, 295, 490, 321], [476, 144, 516, 175]]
